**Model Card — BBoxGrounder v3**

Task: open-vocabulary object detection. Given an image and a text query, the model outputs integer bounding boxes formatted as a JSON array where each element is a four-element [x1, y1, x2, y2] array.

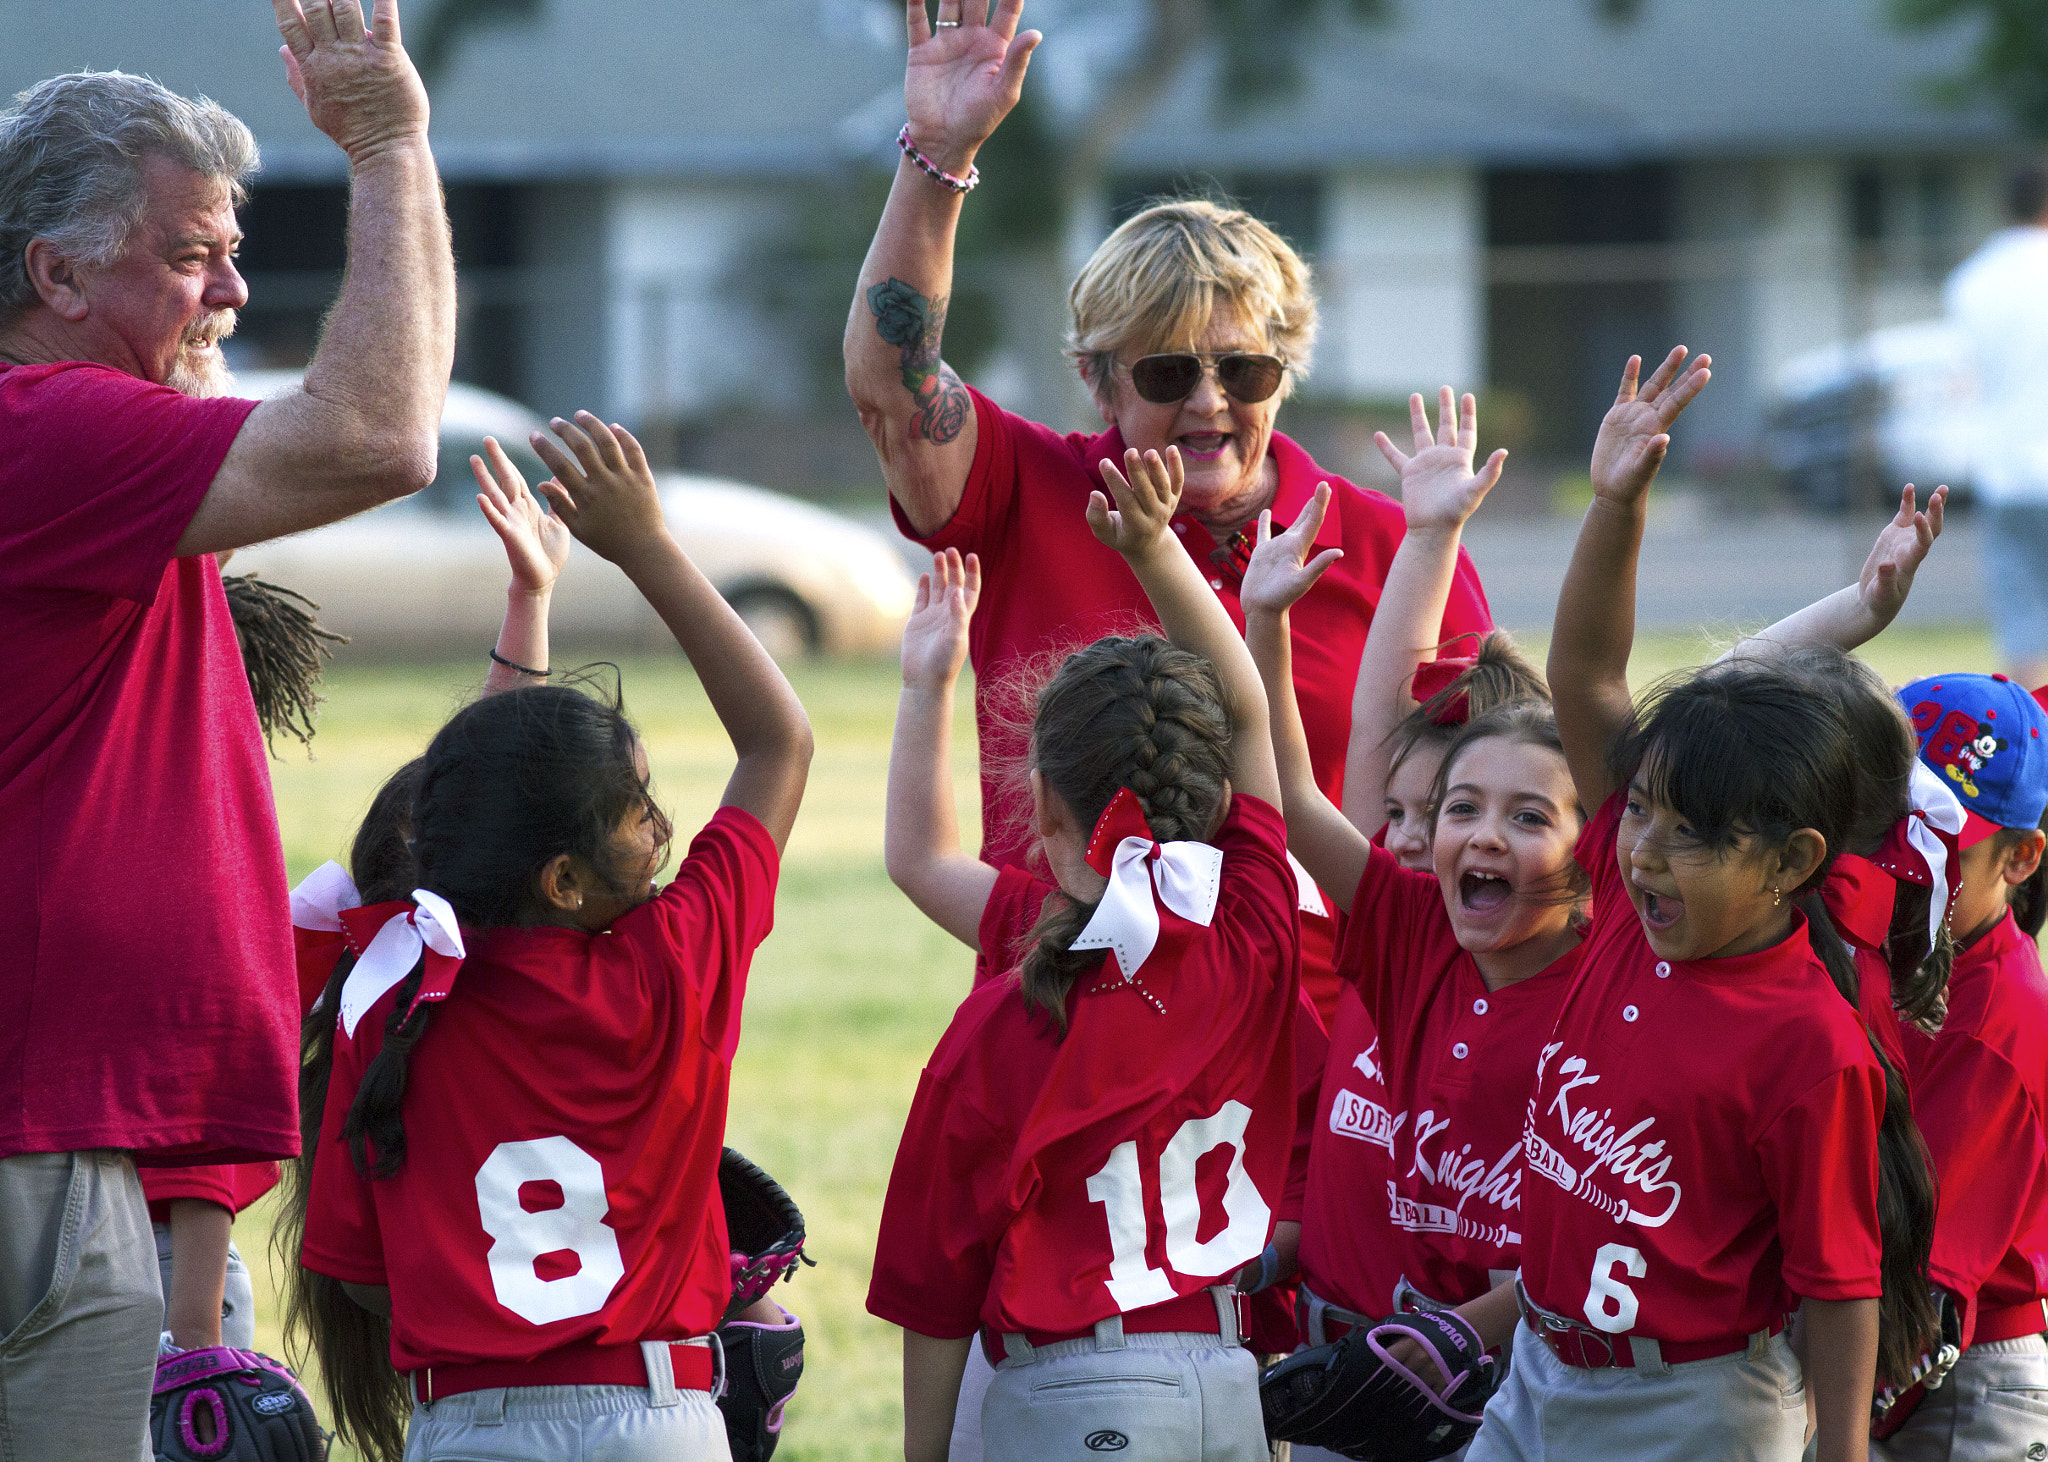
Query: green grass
[[243, 622, 2001, 1458]]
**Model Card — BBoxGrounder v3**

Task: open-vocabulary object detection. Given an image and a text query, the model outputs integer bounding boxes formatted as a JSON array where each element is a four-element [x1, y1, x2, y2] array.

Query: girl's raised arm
[[886, 549, 998, 948], [471, 437, 571, 694], [1548, 348, 1710, 808], [1239, 494, 1371, 900], [1343, 386, 1507, 834], [1089, 446, 1282, 810], [1730, 483, 1946, 659], [530, 412, 813, 851]]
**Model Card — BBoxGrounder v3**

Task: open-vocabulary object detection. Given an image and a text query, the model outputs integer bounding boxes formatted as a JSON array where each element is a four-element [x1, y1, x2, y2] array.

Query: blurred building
[[5, 0, 2016, 486]]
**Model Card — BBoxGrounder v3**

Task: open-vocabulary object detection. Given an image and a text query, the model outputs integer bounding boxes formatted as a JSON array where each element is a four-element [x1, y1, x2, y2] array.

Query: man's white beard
[[167, 309, 237, 399]]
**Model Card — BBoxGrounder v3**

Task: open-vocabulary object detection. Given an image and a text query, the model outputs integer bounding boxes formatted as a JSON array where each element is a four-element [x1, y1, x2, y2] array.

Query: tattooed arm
[[844, 0, 1038, 539]]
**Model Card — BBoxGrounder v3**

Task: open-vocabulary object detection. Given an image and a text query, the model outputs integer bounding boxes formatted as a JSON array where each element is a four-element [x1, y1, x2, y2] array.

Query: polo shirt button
[[1623, 1005, 1639, 1022], [1209, 578, 1224, 589], [1174, 522, 1186, 534], [1655, 961, 1671, 978], [1473, 998, 1488, 1015], [1452, 1042, 1469, 1059]]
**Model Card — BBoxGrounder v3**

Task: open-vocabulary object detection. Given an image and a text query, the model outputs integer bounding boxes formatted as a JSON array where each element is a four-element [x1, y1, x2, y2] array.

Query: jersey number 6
[[1584, 1243, 1645, 1334], [475, 1136, 628, 1326], [1085, 1100, 1271, 1310]]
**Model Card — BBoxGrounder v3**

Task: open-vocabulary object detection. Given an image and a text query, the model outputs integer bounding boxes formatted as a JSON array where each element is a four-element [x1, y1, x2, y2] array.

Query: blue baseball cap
[[1898, 673, 2048, 846]]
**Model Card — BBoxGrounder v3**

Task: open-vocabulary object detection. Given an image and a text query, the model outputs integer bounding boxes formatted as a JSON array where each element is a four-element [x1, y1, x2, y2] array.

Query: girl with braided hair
[[873, 446, 1302, 1462]]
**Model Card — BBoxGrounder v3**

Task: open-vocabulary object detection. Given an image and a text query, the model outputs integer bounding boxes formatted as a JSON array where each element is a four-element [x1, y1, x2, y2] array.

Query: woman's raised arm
[[844, 0, 1039, 538]]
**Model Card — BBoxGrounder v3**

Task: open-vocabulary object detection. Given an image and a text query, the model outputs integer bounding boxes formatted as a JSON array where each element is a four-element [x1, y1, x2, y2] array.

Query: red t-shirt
[[1898, 912, 2048, 1345], [1517, 795, 1886, 1343], [893, 389, 1493, 1020], [1823, 857, 1912, 1074], [0, 362, 295, 1163], [868, 796, 1300, 1339], [302, 808, 778, 1369], [1305, 842, 1576, 1314]]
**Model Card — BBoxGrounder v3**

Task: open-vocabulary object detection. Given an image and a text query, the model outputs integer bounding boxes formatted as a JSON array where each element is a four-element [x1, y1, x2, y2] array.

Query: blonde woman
[[845, 1, 1496, 1025]]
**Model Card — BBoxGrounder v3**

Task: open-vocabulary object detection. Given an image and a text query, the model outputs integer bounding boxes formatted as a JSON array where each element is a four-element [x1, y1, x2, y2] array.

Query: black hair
[[1771, 646, 1952, 1031], [1424, 699, 1590, 915], [276, 758, 422, 1462], [1614, 657, 1939, 1385], [1385, 630, 1549, 782], [2010, 159, 2048, 223], [1018, 635, 1233, 1031]]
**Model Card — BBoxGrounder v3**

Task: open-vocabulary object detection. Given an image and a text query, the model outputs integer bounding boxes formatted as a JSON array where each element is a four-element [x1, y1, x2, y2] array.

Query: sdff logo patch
[[1084, 1431, 1129, 1452]]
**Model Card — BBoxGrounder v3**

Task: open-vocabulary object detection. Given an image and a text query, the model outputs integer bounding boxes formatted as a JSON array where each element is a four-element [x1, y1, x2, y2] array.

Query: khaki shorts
[[0, 1150, 162, 1462]]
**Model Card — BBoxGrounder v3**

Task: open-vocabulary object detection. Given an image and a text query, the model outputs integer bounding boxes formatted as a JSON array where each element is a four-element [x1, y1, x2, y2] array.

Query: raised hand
[[904, 0, 1041, 173], [902, 548, 981, 691], [1859, 483, 1948, 627], [473, 438, 571, 596], [273, 0, 429, 163], [528, 412, 667, 567], [1375, 387, 1508, 532], [1588, 347, 1712, 506], [1088, 447, 1184, 560], [1241, 484, 1344, 616]]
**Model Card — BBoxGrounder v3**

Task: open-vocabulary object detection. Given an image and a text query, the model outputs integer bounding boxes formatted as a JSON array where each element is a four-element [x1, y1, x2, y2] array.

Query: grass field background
[[239, 624, 2001, 1459]]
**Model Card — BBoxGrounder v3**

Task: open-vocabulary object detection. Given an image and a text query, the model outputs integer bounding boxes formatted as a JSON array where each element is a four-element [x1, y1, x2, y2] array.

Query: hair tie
[[335, 890, 468, 1037], [1069, 788, 1223, 994], [1411, 654, 1480, 725], [1871, 762, 1968, 948]]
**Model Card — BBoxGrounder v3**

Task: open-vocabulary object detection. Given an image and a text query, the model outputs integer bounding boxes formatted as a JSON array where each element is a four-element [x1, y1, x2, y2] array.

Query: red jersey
[[141, 1163, 280, 1223], [1303, 843, 1576, 1314], [1898, 912, 2048, 1345], [1517, 795, 1887, 1344], [868, 796, 1300, 1338], [302, 809, 778, 1369], [1823, 856, 1911, 1074], [0, 363, 296, 1163], [895, 388, 1492, 1022], [1297, 986, 1391, 1311]]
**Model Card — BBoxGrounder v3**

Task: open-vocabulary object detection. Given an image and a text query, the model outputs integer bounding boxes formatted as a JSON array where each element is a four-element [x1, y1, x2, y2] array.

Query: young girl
[[296, 411, 812, 1461], [871, 446, 1298, 1462], [1472, 348, 1937, 1462], [1240, 391, 1583, 1450], [1867, 671, 2048, 1460]]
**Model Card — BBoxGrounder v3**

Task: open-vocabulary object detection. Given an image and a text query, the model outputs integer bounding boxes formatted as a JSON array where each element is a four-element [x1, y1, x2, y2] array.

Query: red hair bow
[[1410, 655, 1479, 726]]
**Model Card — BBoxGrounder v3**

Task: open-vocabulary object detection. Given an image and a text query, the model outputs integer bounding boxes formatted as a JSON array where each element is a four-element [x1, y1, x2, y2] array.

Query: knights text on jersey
[[300, 807, 778, 1370], [1899, 911, 2048, 1344], [868, 794, 1301, 1339], [1311, 841, 1575, 1313], [1516, 795, 1885, 1346]]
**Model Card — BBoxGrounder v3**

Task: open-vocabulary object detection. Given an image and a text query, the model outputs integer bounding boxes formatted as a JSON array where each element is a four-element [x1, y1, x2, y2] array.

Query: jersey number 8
[[1086, 1100, 1271, 1310], [475, 1136, 628, 1326]]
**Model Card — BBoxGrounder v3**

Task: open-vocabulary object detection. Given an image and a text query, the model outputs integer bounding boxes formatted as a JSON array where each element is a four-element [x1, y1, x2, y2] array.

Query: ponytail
[[1884, 883, 1952, 1034], [1018, 636, 1232, 1031], [1798, 892, 1941, 1385], [341, 958, 438, 1179]]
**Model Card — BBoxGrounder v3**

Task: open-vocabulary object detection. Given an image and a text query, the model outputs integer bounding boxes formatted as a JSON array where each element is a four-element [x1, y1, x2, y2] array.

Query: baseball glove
[[1259, 1305, 1498, 1461], [720, 1147, 812, 1324], [718, 1303, 806, 1462], [151, 1346, 327, 1462]]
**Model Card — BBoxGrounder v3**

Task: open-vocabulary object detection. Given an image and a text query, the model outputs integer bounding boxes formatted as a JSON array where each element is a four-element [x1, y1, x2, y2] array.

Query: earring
[[572, 894, 584, 909], [1770, 886, 1782, 908]]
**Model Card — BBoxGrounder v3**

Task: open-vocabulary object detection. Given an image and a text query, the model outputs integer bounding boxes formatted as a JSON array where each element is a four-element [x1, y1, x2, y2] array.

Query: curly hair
[[1017, 635, 1234, 1030]]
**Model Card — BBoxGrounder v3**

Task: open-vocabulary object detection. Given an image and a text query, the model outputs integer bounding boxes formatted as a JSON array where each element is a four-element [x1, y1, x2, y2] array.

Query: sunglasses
[[1121, 351, 1287, 406]]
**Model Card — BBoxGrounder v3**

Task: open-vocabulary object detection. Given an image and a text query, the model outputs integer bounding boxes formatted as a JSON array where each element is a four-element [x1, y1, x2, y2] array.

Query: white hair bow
[[1874, 762, 1968, 949], [289, 861, 361, 932], [1069, 789, 1224, 983], [337, 890, 467, 1038]]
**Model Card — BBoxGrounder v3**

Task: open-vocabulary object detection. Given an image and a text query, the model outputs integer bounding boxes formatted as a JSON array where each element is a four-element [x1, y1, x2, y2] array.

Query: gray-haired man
[[0, 3, 454, 1457]]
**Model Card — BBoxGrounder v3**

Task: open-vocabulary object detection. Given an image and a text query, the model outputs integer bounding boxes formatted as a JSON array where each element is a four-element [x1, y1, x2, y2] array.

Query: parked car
[[228, 372, 915, 658], [1764, 320, 1977, 511]]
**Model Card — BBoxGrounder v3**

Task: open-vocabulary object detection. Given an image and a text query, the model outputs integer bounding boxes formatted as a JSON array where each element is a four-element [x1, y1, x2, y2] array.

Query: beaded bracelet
[[897, 123, 979, 194]]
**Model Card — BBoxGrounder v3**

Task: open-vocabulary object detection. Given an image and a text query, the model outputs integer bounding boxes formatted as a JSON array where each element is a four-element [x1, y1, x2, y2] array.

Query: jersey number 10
[[1085, 1100, 1271, 1310]]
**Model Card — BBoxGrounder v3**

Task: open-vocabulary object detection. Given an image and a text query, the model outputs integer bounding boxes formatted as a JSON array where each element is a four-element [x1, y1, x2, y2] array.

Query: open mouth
[[1176, 432, 1231, 461], [1635, 885, 1683, 931], [1459, 870, 1513, 913]]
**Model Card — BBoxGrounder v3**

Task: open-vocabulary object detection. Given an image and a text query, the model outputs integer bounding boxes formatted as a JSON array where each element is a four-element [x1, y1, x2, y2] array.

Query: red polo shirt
[[893, 389, 1494, 1016]]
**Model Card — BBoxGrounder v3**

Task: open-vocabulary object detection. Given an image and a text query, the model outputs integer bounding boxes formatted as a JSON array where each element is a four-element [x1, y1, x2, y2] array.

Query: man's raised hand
[[904, 0, 1041, 175], [1089, 447, 1183, 559], [1240, 483, 1343, 616], [273, 0, 430, 164], [1588, 347, 1711, 507], [1375, 386, 1508, 533]]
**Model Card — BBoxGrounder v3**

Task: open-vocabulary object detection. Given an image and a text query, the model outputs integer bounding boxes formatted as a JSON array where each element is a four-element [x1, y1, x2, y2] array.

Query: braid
[[1017, 637, 1232, 1031]]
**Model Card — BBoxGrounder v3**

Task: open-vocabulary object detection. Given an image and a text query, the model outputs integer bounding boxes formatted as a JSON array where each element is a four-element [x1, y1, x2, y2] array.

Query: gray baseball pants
[[0, 1150, 161, 1462], [1871, 1333, 2048, 1462]]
